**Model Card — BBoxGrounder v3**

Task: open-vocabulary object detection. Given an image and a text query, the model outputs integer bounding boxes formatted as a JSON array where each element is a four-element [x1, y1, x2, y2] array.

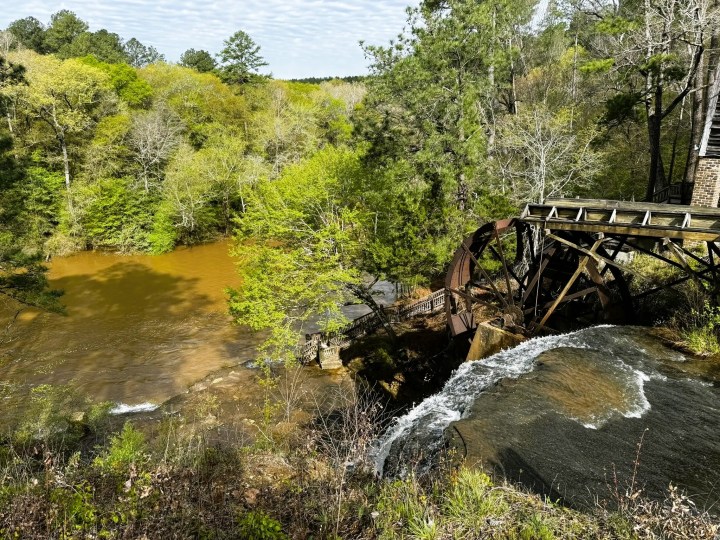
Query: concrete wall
[[691, 157, 720, 207]]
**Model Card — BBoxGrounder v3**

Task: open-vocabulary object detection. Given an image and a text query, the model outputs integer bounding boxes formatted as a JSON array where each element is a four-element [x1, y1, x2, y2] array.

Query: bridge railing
[[297, 288, 446, 364]]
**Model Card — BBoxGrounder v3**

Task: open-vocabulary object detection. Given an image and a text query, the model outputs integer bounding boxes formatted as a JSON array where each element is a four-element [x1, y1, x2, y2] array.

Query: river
[[374, 325, 720, 510], [0, 241, 316, 426], [3, 245, 719, 511]]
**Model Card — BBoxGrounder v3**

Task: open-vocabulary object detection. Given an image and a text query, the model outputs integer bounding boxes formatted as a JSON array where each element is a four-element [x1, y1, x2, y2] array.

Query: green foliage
[[682, 301, 720, 356], [179, 48, 216, 73], [580, 58, 615, 74], [57, 29, 128, 64], [236, 511, 287, 540], [79, 56, 153, 107], [0, 73, 62, 310], [12, 385, 88, 446], [520, 514, 557, 540], [356, 0, 534, 282], [228, 145, 366, 357], [93, 422, 147, 474], [44, 10, 88, 53], [218, 29, 268, 84], [443, 469, 508, 532], [75, 177, 154, 252], [147, 202, 178, 253], [50, 482, 98, 537], [19, 166, 64, 248], [7, 16, 47, 53], [123, 37, 164, 68]]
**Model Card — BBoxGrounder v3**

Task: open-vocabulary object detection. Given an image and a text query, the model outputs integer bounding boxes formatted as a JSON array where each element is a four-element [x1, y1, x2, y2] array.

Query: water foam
[[371, 329, 596, 475], [110, 402, 159, 415]]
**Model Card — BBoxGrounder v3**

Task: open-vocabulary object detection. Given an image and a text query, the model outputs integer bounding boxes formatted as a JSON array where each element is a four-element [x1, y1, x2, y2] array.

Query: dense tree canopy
[[2, 2, 719, 352], [179, 48, 216, 72]]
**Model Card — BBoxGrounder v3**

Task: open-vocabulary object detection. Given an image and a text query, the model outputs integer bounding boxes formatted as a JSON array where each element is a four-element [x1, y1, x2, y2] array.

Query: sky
[[0, 0, 421, 79]]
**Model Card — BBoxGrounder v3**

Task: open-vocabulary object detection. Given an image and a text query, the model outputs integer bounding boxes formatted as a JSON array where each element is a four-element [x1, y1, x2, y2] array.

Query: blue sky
[[0, 0, 420, 79]]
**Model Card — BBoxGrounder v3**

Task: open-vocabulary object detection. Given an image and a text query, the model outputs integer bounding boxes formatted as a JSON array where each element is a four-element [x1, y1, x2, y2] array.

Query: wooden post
[[534, 239, 603, 333]]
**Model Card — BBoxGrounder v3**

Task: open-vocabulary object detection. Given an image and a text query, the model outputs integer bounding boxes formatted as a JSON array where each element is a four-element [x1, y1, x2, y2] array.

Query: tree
[[161, 144, 218, 238], [44, 10, 88, 53], [496, 105, 602, 204], [355, 0, 534, 282], [57, 30, 128, 64], [124, 38, 164, 67], [6, 17, 46, 53], [0, 54, 61, 311], [574, 0, 717, 199], [187, 135, 268, 232], [128, 104, 183, 191], [0, 31, 17, 55], [79, 57, 153, 107], [218, 30, 268, 84], [2, 51, 115, 189], [179, 48, 216, 72], [228, 146, 379, 359]]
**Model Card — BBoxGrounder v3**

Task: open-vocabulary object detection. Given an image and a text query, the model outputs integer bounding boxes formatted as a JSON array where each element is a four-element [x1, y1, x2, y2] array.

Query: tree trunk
[[60, 133, 71, 189], [684, 52, 707, 185], [347, 284, 397, 344], [645, 114, 665, 201]]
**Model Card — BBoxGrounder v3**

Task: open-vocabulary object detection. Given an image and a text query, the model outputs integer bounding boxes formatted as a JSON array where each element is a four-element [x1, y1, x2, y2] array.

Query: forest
[[0, 0, 718, 353]]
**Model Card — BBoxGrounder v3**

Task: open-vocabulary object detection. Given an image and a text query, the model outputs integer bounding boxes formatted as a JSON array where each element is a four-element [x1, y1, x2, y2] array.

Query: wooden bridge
[[300, 198, 720, 366]]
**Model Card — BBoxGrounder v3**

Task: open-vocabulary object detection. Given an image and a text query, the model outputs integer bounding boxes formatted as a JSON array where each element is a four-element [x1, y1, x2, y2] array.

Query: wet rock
[[466, 322, 524, 361]]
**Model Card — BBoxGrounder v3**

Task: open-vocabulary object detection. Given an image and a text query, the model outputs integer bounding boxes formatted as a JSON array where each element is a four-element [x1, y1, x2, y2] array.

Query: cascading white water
[[371, 325, 662, 477]]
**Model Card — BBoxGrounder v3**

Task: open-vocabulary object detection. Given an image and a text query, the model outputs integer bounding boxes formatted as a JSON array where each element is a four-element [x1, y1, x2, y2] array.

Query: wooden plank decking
[[521, 198, 720, 242]]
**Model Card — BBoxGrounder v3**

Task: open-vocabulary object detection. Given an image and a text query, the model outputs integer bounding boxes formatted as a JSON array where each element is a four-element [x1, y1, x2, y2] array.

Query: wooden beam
[[663, 240, 707, 291], [524, 286, 598, 314], [461, 242, 509, 308], [600, 236, 626, 277], [534, 239, 603, 334], [585, 260, 611, 309], [522, 247, 556, 305], [545, 233, 648, 281], [492, 227, 516, 302], [542, 197, 720, 217], [521, 218, 720, 242], [449, 287, 501, 311]]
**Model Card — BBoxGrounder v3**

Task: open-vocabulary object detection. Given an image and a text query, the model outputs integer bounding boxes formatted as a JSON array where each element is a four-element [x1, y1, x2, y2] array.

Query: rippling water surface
[[0, 241, 264, 419], [375, 326, 720, 509]]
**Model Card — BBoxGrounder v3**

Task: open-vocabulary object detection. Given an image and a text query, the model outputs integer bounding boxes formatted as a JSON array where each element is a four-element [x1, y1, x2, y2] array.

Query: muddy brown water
[[0, 241, 347, 426]]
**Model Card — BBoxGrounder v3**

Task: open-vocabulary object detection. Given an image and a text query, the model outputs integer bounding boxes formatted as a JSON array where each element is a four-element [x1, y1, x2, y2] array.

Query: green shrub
[[147, 202, 178, 253], [681, 300, 720, 356], [236, 511, 287, 540], [75, 177, 155, 252], [444, 468, 508, 532], [12, 385, 86, 446], [93, 422, 147, 473], [520, 513, 556, 540], [50, 482, 98, 537]]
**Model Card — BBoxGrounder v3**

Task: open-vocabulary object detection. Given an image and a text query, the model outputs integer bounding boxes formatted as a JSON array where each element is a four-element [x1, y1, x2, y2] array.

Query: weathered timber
[[445, 198, 720, 342], [521, 199, 720, 242]]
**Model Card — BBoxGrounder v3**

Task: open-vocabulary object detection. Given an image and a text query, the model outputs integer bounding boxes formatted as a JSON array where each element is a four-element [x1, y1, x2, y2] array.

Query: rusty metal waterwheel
[[445, 220, 632, 338]]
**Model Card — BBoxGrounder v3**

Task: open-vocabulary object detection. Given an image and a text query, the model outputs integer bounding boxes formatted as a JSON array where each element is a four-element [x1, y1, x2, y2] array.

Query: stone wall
[[691, 157, 720, 207]]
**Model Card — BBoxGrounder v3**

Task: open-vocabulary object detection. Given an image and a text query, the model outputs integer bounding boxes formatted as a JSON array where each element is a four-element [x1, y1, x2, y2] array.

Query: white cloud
[[1, 0, 418, 78]]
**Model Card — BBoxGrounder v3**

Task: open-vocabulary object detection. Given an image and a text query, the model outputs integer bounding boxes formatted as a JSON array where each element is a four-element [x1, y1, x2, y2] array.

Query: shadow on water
[[1, 252, 260, 416]]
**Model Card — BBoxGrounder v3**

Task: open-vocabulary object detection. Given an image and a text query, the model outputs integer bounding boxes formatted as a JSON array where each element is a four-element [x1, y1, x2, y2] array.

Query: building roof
[[700, 62, 720, 158]]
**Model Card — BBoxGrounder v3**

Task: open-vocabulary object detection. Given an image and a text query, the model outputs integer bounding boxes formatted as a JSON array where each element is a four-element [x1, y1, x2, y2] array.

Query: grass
[[0, 382, 718, 539]]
